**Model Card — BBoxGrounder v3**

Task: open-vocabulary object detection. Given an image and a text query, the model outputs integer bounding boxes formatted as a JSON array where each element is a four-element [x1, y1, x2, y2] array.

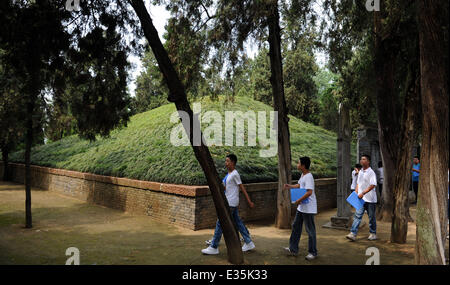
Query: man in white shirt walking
[[346, 154, 378, 241], [283, 156, 318, 260], [201, 154, 256, 255]]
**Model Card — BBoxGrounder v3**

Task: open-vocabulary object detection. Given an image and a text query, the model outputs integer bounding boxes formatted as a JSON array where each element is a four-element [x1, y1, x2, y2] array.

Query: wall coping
[[2, 162, 336, 197]]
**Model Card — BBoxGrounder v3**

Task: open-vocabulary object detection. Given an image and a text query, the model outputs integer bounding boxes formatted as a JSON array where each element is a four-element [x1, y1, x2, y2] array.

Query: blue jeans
[[211, 207, 252, 249], [351, 202, 377, 235], [289, 211, 317, 256]]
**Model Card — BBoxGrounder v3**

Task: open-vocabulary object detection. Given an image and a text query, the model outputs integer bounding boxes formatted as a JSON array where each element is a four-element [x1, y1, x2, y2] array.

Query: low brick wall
[[0, 162, 336, 230]]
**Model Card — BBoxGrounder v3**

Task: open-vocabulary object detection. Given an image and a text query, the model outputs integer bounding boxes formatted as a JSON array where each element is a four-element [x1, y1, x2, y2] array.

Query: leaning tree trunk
[[129, 0, 244, 265], [267, 0, 292, 229], [391, 59, 421, 244], [415, 0, 449, 265], [374, 9, 401, 223]]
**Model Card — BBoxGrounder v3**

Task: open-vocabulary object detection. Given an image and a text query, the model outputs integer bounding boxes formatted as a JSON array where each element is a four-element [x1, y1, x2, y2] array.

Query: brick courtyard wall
[[0, 162, 336, 230]]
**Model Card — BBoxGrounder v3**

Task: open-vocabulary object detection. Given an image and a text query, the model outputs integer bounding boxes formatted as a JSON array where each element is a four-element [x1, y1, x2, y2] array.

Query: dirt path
[[0, 181, 447, 265]]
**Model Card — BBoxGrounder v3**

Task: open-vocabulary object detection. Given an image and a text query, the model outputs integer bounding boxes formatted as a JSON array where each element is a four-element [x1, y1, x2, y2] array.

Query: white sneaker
[[346, 232, 356, 241], [283, 247, 298, 256], [305, 253, 317, 261], [368, 234, 377, 241], [201, 246, 219, 255], [242, 241, 255, 252]]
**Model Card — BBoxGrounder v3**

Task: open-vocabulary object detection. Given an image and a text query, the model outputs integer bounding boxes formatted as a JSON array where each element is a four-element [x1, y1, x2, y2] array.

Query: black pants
[[289, 211, 317, 256], [412, 181, 419, 202]]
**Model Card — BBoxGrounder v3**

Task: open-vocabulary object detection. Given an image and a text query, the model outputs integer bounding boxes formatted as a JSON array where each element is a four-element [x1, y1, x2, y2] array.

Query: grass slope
[[10, 96, 355, 185]]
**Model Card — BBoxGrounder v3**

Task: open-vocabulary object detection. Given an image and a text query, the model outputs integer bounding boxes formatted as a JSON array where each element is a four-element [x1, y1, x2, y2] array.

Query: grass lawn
[[9, 96, 356, 185]]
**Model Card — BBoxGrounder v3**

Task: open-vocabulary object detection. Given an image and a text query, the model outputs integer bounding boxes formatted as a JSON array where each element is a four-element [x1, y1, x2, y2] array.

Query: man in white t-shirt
[[283, 156, 318, 260], [346, 154, 378, 241], [201, 154, 255, 255]]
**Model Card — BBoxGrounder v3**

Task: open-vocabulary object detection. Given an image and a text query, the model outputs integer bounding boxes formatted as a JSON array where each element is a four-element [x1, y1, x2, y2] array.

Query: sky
[[128, 2, 328, 97], [127, 3, 170, 97]]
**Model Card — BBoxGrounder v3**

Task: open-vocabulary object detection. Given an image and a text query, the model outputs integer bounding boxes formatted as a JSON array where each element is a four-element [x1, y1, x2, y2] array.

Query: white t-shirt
[[297, 172, 317, 214], [351, 170, 358, 190], [224, 169, 242, 207], [357, 167, 378, 203]]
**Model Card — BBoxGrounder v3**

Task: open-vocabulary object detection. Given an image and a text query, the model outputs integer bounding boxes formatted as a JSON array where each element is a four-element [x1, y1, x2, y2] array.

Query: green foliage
[[322, 0, 421, 134], [241, 44, 320, 125], [10, 96, 356, 184], [0, 1, 141, 144], [314, 68, 339, 133], [0, 54, 27, 153], [338, 45, 378, 129], [131, 50, 169, 114], [66, 23, 133, 141], [248, 47, 272, 105], [164, 15, 209, 98], [283, 41, 319, 125], [44, 95, 78, 142]]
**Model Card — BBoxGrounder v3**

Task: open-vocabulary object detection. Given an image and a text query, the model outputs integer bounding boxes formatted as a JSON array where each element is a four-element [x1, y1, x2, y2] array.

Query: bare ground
[[0, 181, 448, 265]]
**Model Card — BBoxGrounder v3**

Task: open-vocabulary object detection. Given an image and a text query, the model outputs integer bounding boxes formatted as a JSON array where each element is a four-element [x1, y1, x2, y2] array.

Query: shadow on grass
[[0, 181, 45, 192]]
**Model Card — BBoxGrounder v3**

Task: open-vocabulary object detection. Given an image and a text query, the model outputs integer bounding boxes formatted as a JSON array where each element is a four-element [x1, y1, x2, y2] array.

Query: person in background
[[377, 161, 384, 198], [351, 164, 362, 193], [412, 156, 420, 204]]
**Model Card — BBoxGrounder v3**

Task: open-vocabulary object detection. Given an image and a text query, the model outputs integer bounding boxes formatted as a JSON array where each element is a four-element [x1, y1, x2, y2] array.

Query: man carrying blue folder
[[283, 156, 318, 260], [201, 154, 256, 255], [346, 154, 378, 242]]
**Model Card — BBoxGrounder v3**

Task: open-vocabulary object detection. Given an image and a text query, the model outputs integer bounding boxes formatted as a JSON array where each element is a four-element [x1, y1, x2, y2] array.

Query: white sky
[[127, 3, 170, 97]]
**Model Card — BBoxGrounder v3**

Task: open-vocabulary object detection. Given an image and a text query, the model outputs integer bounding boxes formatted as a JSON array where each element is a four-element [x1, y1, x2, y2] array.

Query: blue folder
[[346, 191, 365, 211], [290, 188, 309, 204], [222, 174, 229, 186]]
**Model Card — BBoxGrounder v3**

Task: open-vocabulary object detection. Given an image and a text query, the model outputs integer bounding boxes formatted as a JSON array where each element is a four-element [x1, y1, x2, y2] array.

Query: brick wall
[[1, 162, 336, 230]]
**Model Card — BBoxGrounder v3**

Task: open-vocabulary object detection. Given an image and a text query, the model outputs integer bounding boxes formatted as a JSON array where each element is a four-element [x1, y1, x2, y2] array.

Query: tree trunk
[[391, 60, 420, 243], [267, 0, 292, 229], [2, 146, 9, 181], [129, 0, 244, 265], [415, 0, 448, 265], [374, 52, 398, 223], [374, 9, 401, 223], [24, 99, 34, 229]]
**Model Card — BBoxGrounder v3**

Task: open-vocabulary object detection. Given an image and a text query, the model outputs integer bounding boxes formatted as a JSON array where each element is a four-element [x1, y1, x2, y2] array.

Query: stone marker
[[323, 103, 357, 230]]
